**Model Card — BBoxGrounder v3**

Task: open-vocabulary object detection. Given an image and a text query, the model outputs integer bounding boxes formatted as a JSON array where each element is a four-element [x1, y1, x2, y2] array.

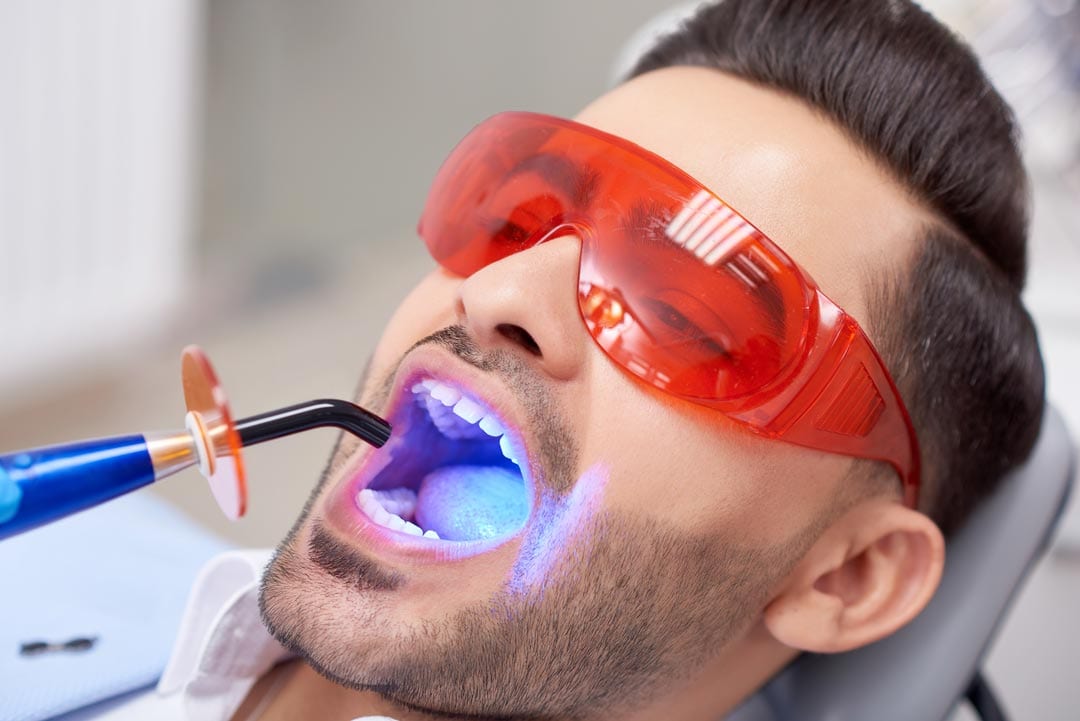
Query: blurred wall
[[200, 0, 677, 272], [0, 0, 200, 401]]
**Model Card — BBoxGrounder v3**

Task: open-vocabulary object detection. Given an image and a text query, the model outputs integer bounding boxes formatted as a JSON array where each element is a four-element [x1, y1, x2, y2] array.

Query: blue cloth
[[0, 491, 231, 721]]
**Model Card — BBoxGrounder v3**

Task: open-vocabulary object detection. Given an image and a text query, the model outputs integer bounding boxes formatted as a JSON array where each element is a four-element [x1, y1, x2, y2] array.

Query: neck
[[621, 621, 797, 721], [244, 623, 795, 721], [233, 662, 404, 721]]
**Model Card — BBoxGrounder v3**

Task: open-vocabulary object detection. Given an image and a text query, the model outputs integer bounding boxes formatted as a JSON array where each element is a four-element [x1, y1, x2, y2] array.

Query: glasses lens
[[580, 190, 812, 403], [420, 113, 917, 500], [421, 113, 813, 403], [421, 116, 561, 275]]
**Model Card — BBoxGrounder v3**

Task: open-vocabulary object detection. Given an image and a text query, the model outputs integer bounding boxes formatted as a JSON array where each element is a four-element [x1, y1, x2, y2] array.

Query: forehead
[[573, 66, 931, 335]]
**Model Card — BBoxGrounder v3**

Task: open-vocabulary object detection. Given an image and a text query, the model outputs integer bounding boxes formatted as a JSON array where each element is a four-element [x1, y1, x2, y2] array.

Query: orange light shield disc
[[180, 346, 247, 520]]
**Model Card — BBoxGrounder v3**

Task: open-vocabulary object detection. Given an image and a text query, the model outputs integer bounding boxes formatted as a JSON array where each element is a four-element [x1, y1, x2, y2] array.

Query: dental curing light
[[0, 346, 391, 540]]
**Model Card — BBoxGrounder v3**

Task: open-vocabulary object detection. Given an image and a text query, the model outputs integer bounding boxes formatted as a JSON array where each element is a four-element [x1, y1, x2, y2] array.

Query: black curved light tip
[[234, 399, 392, 449]]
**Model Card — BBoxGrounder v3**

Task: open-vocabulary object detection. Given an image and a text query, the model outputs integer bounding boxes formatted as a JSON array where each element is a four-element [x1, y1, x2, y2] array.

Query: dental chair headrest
[[728, 405, 1074, 721]]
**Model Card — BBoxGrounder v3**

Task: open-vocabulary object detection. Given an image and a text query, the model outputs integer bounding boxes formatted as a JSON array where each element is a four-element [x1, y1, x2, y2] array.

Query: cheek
[[364, 269, 461, 390], [579, 359, 844, 542]]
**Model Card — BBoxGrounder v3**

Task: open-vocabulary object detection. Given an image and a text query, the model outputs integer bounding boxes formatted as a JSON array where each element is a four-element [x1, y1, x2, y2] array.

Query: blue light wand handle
[[0, 400, 391, 541], [0, 431, 196, 541]]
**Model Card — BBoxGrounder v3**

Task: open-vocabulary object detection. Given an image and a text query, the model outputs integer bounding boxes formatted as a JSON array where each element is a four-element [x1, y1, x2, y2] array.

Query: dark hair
[[629, 0, 1045, 534]]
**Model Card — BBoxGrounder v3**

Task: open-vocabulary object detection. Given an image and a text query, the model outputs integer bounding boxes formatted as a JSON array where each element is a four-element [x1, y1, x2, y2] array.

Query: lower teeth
[[373, 488, 417, 518], [356, 488, 439, 539]]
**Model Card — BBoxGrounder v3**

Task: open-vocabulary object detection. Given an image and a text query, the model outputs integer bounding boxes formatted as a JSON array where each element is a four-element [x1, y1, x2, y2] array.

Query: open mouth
[[349, 376, 531, 544]]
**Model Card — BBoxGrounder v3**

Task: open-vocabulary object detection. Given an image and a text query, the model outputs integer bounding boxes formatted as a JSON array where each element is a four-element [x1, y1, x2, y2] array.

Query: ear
[[763, 499, 945, 653]]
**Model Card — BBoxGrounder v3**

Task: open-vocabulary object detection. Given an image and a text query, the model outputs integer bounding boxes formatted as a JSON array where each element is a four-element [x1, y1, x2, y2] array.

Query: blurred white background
[[0, 1, 1077, 718]]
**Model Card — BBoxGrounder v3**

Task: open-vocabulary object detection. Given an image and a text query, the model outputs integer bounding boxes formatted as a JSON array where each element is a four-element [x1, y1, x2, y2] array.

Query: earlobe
[[763, 501, 945, 654]]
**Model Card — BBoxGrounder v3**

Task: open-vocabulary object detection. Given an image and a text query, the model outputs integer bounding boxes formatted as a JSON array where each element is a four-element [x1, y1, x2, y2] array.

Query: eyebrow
[[506, 152, 601, 210]]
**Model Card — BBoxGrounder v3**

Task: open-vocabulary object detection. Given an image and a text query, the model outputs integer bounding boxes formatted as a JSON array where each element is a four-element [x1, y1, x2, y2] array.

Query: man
[[38, 0, 1045, 719], [247, 0, 1044, 717]]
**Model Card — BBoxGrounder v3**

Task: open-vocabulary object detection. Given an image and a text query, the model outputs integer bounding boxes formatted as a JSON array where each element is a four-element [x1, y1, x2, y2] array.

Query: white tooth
[[372, 506, 392, 525], [381, 499, 407, 516], [402, 521, 423, 536], [423, 529, 440, 539], [478, 415, 504, 437], [373, 488, 417, 518], [430, 383, 461, 407], [357, 489, 381, 516], [420, 378, 436, 390], [499, 435, 518, 464], [411, 383, 426, 394], [452, 397, 484, 423], [385, 513, 406, 531]]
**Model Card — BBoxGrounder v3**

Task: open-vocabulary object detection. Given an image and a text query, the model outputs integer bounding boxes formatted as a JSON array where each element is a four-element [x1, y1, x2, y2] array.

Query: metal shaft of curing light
[[234, 399, 392, 449]]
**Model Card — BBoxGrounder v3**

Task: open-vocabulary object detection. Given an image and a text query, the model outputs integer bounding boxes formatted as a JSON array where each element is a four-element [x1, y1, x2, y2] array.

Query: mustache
[[366, 324, 580, 496], [407, 325, 485, 367]]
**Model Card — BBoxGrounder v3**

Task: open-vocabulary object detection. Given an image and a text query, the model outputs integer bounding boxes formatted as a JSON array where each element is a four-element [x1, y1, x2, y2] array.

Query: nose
[[455, 234, 588, 381]]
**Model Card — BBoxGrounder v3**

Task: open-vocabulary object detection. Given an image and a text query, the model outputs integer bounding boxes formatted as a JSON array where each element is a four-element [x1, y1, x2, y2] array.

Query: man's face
[[260, 67, 930, 719]]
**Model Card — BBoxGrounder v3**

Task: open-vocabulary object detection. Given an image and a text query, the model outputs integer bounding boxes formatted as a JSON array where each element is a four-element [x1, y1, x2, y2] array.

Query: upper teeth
[[412, 379, 520, 465]]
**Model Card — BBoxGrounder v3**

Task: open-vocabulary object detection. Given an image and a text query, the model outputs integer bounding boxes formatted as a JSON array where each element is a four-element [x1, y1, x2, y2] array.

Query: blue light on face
[[507, 463, 610, 597]]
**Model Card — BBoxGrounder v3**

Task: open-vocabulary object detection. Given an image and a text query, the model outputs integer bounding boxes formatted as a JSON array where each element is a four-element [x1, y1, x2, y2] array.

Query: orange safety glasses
[[418, 112, 920, 507]]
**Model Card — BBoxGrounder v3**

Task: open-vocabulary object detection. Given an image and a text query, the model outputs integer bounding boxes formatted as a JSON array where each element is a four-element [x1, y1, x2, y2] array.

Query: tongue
[[414, 465, 528, 541]]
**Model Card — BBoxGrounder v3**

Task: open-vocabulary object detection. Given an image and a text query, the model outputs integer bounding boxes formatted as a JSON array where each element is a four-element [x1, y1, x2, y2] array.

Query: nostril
[[496, 323, 542, 357]]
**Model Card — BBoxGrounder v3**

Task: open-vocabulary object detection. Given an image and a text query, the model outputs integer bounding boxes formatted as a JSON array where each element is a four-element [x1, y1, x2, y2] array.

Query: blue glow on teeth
[[372, 378, 530, 542], [452, 397, 485, 423], [412, 379, 521, 466], [499, 435, 518, 464]]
